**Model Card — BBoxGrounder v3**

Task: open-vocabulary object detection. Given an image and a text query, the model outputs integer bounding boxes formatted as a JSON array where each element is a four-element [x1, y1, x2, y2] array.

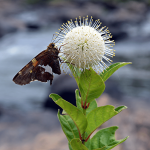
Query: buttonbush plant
[[50, 62, 131, 150]]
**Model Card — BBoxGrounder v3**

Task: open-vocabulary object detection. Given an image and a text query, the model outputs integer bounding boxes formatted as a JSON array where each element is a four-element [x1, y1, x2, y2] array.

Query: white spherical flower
[[55, 16, 115, 73]]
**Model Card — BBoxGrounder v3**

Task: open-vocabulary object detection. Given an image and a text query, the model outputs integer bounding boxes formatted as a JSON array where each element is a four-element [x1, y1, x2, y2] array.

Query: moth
[[13, 43, 61, 85]]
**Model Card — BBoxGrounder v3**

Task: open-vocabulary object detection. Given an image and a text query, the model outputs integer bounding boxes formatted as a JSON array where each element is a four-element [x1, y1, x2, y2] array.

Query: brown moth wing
[[50, 59, 61, 74], [32, 66, 53, 85], [13, 50, 55, 85]]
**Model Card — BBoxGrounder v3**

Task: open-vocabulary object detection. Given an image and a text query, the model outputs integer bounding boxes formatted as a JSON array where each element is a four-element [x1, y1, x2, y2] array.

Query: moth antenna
[[53, 28, 63, 43], [54, 38, 61, 44], [51, 34, 55, 43]]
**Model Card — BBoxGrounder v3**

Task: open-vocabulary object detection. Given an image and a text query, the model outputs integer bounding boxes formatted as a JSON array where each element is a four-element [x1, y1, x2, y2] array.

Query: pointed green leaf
[[50, 93, 87, 134], [115, 105, 127, 113], [76, 89, 97, 115], [62, 109, 67, 114], [91, 126, 128, 150], [86, 105, 127, 135], [100, 62, 132, 82], [58, 110, 79, 142], [50, 93, 62, 101], [70, 138, 89, 150], [79, 68, 105, 103]]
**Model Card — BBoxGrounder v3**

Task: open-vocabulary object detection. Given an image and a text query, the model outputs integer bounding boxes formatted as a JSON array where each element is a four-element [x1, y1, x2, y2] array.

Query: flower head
[[55, 16, 115, 73]]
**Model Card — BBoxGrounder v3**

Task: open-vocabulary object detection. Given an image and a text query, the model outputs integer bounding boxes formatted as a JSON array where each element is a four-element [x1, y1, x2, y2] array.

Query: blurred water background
[[0, 0, 150, 150]]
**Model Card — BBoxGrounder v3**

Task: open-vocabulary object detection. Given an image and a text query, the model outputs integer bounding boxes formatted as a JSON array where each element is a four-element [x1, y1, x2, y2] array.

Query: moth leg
[[50, 80, 52, 85], [50, 72, 53, 85], [58, 43, 68, 52]]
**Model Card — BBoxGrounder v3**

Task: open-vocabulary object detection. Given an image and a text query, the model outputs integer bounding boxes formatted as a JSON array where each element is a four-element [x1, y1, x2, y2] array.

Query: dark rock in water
[[43, 74, 78, 112], [26, 22, 41, 30]]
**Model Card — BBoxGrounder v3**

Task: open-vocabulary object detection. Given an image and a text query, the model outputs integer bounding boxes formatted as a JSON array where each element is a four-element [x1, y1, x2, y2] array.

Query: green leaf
[[58, 110, 79, 142], [70, 138, 89, 150], [86, 100, 97, 115], [91, 126, 128, 150], [75, 89, 98, 115], [86, 105, 127, 135], [79, 68, 105, 103], [69, 142, 73, 150], [85, 132, 91, 150], [100, 62, 132, 82], [69, 65, 81, 86], [115, 105, 127, 113], [50, 93, 87, 134], [69, 137, 91, 150], [75, 89, 82, 112], [93, 147, 106, 150]]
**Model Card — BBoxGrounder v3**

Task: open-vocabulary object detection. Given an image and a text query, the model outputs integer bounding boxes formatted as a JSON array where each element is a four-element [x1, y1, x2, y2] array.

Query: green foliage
[[50, 62, 131, 150], [79, 68, 105, 103], [69, 65, 81, 86], [100, 62, 132, 82], [75, 89, 97, 115], [70, 139, 89, 150], [86, 105, 127, 135], [57, 110, 79, 142], [91, 126, 128, 150], [50, 94, 87, 134]]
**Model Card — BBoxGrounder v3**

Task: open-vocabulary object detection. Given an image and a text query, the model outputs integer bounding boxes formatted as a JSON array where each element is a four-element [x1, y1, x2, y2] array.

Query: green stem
[[82, 132, 86, 145], [83, 108, 86, 115], [82, 105, 86, 144]]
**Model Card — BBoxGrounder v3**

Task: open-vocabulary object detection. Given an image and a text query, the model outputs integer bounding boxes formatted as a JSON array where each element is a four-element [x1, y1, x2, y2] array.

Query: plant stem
[[83, 107, 86, 115], [82, 132, 86, 145]]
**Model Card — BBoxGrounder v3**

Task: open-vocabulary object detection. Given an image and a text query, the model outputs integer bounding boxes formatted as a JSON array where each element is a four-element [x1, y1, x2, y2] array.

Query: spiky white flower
[[55, 16, 115, 73]]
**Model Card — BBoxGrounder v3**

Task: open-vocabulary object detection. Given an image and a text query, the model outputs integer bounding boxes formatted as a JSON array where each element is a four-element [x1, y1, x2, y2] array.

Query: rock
[[25, 22, 41, 30]]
